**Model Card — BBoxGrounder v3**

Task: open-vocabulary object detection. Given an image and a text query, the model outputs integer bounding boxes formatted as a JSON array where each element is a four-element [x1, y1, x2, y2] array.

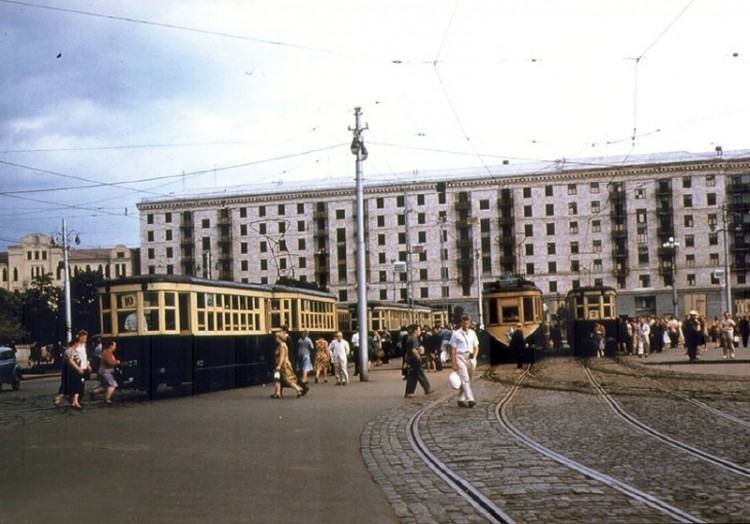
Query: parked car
[[0, 347, 22, 391]]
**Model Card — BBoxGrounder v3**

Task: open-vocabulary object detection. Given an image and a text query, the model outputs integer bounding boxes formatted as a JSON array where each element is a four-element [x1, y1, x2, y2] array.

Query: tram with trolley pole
[[338, 301, 439, 357], [96, 275, 337, 397], [565, 286, 619, 357], [483, 274, 545, 364]]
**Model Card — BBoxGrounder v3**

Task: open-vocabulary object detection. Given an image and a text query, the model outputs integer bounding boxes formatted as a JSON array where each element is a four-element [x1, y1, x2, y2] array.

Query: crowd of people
[[617, 311, 749, 362], [275, 315, 482, 408], [52, 330, 120, 409]]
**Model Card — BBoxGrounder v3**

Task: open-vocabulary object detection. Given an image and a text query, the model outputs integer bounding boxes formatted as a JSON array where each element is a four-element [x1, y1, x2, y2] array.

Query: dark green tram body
[[97, 275, 337, 398], [565, 286, 620, 357]]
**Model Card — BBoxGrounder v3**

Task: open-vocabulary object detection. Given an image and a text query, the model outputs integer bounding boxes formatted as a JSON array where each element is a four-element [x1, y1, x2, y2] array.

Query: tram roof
[[346, 300, 434, 312], [97, 274, 336, 299], [565, 286, 617, 297], [483, 274, 540, 292]]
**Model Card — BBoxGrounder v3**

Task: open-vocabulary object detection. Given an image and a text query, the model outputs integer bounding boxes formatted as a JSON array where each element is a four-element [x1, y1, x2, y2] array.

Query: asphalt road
[[0, 364, 415, 524]]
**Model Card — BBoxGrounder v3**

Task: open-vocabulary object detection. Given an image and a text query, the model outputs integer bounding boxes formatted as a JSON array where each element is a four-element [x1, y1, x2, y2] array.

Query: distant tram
[[483, 275, 545, 364], [565, 286, 619, 357], [97, 275, 337, 396], [337, 301, 445, 357]]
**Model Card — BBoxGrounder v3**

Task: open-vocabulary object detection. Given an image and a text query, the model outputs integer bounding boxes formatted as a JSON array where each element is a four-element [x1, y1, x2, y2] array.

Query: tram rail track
[[609, 358, 750, 429], [581, 361, 750, 480], [492, 365, 704, 524], [406, 393, 515, 524]]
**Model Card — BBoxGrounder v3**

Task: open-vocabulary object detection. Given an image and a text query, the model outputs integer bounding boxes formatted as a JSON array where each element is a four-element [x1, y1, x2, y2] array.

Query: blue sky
[[1, 0, 748, 249]]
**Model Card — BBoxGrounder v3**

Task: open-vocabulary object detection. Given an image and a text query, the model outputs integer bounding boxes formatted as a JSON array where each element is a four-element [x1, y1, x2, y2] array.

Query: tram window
[[102, 309, 112, 335], [101, 294, 111, 310], [217, 313, 224, 330], [119, 311, 136, 332], [165, 293, 175, 307], [198, 311, 206, 330], [501, 306, 520, 323], [206, 294, 214, 307], [208, 313, 215, 331], [179, 293, 191, 333], [523, 297, 534, 322], [143, 291, 158, 307], [197, 293, 205, 308], [603, 305, 613, 318], [144, 310, 159, 332], [165, 310, 177, 331], [489, 300, 499, 324]]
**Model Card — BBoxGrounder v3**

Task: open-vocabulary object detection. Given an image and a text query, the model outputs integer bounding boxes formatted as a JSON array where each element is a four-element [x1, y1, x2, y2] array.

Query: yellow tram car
[[483, 275, 545, 364], [97, 275, 337, 396]]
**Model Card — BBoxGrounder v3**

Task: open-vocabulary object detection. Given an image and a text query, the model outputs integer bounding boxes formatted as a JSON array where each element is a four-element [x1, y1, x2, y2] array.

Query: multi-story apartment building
[[0, 233, 138, 292], [137, 150, 750, 319]]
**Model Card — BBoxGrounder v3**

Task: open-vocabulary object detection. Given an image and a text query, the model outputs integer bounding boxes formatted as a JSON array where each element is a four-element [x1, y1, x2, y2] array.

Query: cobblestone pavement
[[586, 358, 750, 468], [511, 358, 750, 522], [0, 376, 150, 429], [363, 365, 676, 523], [614, 356, 750, 422]]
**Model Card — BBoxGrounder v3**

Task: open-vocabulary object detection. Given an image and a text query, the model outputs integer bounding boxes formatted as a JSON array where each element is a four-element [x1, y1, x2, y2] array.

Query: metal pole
[[475, 239, 483, 329], [671, 254, 679, 319], [62, 218, 72, 344], [351, 107, 369, 381], [722, 204, 732, 314]]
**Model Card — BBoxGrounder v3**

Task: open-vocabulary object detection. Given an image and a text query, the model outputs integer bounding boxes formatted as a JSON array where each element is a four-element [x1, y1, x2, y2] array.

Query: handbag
[[273, 371, 281, 381], [662, 331, 670, 345]]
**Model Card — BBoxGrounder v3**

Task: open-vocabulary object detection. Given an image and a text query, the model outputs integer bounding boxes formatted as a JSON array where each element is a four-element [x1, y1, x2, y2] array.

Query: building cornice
[[136, 156, 750, 210]]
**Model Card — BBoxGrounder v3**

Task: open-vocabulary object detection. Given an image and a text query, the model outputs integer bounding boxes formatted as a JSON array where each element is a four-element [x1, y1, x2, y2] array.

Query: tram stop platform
[[620, 343, 750, 377]]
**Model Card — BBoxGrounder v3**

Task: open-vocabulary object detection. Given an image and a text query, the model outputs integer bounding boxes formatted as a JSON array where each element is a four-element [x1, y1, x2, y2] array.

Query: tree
[[71, 269, 105, 335], [0, 289, 25, 344], [22, 273, 63, 345]]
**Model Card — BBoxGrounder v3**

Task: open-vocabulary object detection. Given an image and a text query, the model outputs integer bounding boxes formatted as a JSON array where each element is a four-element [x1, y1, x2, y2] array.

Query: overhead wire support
[[349, 107, 369, 382]]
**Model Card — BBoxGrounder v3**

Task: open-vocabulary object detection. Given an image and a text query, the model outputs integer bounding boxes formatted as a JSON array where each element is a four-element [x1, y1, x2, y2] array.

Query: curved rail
[[407, 395, 515, 524], [582, 362, 750, 480], [613, 357, 750, 429], [495, 366, 704, 524]]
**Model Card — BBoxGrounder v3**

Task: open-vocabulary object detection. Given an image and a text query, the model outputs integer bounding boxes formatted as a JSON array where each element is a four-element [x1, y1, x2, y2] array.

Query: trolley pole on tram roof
[[350, 107, 369, 381]]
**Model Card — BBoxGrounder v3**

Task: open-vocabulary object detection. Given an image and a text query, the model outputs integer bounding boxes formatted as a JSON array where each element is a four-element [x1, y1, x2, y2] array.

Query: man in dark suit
[[510, 323, 526, 369]]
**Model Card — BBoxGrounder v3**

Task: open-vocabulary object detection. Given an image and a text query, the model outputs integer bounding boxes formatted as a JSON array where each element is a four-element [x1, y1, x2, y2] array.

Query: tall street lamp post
[[662, 236, 679, 318], [52, 218, 80, 344]]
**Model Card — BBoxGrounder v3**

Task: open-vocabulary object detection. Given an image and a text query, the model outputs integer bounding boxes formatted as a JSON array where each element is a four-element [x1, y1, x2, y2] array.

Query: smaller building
[[0, 233, 138, 292]]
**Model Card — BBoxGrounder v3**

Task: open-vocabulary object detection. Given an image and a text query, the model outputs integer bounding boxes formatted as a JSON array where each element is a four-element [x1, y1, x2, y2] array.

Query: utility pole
[[721, 203, 732, 314], [349, 106, 369, 382], [53, 218, 79, 344], [404, 187, 414, 324]]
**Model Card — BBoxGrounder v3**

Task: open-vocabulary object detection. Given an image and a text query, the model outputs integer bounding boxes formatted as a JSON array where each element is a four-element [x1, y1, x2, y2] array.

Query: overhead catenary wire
[[0, 143, 347, 196], [0, 0, 343, 56]]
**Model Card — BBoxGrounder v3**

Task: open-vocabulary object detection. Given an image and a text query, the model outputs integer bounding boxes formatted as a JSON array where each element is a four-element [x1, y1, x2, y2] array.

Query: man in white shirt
[[449, 315, 480, 408], [329, 331, 350, 385]]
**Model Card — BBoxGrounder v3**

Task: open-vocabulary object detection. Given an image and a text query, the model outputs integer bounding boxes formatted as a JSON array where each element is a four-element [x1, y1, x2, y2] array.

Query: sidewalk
[[622, 343, 750, 377]]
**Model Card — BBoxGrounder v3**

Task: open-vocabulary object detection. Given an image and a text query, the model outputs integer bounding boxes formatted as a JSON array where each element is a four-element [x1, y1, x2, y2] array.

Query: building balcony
[[180, 237, 194, 247], [455, 238, 474, 249], [455, 200, 471, 212], [314, 229, 328, 238], [497, 215, 514, 226], [313, 210, 327, 219], [727, 182, 750, 193]]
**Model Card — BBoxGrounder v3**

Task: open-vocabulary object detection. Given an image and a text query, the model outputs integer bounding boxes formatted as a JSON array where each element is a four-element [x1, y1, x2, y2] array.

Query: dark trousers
[[743, 334, 749, 348], [687, 343, 698, 361], [405, 367, 430, 395]]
